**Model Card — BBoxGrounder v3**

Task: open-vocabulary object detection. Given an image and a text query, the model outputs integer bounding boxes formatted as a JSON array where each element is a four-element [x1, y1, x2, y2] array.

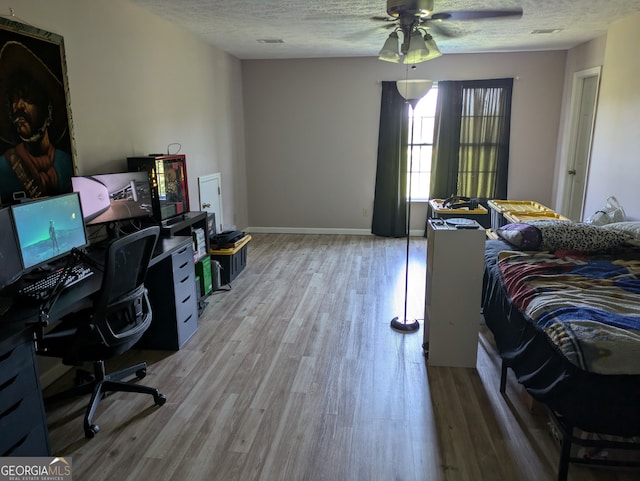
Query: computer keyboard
[[17, 263, 95, 301]]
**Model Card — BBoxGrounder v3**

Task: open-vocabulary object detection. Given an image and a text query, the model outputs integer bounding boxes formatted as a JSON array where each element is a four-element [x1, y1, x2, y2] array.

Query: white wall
[[552, 35, 607, 216], [242, 51, 566, 232], [584, 13, 640, 221], [0, 0, 248, 229]]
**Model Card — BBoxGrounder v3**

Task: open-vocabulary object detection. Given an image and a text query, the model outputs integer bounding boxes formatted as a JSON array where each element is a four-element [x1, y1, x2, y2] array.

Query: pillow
[[527, 220, 630, 252], [601, 221, 640, 247], [496, 223, 542, 250]]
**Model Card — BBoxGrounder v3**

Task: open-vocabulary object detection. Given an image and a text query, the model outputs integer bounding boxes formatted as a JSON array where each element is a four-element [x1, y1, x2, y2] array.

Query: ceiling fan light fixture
[[403, 30, 431, 64], [378, 31, 401, 63], [423, 33, 442, 60], [387, 0, 434, 18]]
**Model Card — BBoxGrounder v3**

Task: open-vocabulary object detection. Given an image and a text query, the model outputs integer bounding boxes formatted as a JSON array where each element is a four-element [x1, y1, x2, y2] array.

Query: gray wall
[[242, 52, 566, 232], [0, 0, 249, 230]]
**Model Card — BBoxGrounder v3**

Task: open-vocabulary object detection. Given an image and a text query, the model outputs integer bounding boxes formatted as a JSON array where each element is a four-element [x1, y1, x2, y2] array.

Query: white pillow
[[602, 221, 640, 246]]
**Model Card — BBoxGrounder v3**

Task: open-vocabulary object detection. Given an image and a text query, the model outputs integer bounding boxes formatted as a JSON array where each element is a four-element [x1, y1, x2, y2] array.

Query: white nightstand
[[424, 218, 486, 368]]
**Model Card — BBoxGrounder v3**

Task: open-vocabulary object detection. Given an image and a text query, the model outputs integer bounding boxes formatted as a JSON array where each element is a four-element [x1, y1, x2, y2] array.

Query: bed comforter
[[482, 240, 640, 436], [497, 248, 640, 375]]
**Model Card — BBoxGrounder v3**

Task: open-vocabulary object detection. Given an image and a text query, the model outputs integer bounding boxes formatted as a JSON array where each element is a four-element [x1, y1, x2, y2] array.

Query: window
[[429, 79, 513, 201], [408, 86, 438, 201], [457, 85, 510, 198]]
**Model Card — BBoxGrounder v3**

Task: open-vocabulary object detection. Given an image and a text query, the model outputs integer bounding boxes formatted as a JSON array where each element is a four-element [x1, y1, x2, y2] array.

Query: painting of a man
[[0, 33, 74, 206]]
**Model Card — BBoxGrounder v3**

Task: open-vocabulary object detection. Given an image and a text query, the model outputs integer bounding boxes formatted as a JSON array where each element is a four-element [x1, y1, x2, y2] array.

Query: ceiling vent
[[531, 29, 563, 34]]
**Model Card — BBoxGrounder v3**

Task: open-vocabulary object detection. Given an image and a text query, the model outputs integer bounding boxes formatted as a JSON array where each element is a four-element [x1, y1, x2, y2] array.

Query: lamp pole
[[391, 79, 432, 333]]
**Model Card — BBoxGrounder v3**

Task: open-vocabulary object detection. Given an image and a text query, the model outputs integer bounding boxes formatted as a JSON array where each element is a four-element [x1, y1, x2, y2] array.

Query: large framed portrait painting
[[0, 17, 76, 206]]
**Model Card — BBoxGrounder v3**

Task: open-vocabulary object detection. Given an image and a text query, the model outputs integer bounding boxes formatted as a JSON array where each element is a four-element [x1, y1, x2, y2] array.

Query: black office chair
[[37, 226, 166, 438]]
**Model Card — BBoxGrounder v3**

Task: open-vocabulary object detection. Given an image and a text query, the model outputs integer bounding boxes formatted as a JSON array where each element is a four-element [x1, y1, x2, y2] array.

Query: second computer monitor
[[10, 193, 89, 271], [72, 171, 153, 225], [0, 206, 23, 289]]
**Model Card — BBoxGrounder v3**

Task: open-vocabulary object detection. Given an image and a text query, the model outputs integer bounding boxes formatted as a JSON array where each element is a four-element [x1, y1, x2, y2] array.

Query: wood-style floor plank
[[44, 233, 638, 481]]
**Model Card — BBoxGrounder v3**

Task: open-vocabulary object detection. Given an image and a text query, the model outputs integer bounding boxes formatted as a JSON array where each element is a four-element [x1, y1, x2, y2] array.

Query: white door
[[562, 67, 601, 221], [198, 173, 223, 233]]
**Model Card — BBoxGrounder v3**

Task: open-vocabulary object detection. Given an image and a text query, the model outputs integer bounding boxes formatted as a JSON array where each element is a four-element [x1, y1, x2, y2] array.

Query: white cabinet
[[424, 219, 486, 368]]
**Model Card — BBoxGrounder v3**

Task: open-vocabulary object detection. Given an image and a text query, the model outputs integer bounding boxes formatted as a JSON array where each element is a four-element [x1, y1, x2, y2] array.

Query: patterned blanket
[[498, 249, 640, 374]]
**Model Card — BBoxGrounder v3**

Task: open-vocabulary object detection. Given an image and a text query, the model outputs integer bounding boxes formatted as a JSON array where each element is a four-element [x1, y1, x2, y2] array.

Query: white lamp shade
[[423, 33, 443, 61], [396, 79, 433, 101], [403, 31, 431, 64], [378, 32, 401, 63]]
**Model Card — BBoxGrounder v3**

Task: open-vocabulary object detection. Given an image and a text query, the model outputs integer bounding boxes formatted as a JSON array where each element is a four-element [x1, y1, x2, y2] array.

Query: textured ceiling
[[130, 0, 640, 60]]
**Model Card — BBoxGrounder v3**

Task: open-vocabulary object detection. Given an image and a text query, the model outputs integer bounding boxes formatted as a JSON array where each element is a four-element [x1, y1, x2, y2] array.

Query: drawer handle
[[181, 295, 192, 304], [177, 246, 188, 255], [183, 314, 193, 324], [0, 348, 15, 363], [0, 398, 23, 419], [5, 433, 28, 456], [179, 275, 189, 284], [179, 261, 188, 269], [0, 374, 18, 392]]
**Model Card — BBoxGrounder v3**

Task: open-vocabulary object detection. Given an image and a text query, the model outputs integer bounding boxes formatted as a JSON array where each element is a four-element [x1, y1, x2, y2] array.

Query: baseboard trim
[[245, 227, 373, 235], [244, 227, 425, 236]]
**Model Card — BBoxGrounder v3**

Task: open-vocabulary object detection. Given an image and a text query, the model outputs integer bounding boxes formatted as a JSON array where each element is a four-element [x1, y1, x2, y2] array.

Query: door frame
[[560, 66, 601, 221], [198, 173, 223, 233]]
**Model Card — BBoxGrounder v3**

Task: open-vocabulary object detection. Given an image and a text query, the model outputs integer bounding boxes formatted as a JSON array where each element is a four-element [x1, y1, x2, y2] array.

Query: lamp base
[[390, 316, 419, 333]]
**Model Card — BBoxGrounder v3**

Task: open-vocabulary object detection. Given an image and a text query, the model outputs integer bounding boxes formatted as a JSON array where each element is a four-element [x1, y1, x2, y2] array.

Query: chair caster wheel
[[155, 393, 167, 406], [136, 368, 147, 379], [85, 424, 99, 438]]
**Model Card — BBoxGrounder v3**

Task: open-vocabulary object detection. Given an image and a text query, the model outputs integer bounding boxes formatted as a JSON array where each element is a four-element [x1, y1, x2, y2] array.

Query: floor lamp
[[390, 79, 433, 333]]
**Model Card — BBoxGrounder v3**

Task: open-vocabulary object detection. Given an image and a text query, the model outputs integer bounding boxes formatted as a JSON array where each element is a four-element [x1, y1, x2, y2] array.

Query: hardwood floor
[[45, 233, 637, 481]]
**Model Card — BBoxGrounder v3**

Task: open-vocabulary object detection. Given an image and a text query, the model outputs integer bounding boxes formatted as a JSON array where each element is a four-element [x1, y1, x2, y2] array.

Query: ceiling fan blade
[[425, 22, 461, 39], [431, 8, 523, 22]]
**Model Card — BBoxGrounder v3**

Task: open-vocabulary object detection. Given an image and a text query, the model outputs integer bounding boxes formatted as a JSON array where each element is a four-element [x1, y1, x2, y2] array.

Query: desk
[[0, 234, 196, 455]]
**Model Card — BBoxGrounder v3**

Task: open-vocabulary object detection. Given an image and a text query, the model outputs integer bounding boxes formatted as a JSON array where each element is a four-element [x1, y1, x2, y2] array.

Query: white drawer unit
[[424, 218, 486, 368]]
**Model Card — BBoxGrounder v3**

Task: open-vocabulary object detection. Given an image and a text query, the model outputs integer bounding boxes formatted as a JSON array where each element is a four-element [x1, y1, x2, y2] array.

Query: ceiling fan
[[376, 0, 523, 63]]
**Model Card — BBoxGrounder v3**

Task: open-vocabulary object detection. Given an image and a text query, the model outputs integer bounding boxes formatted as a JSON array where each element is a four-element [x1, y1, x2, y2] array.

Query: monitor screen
[[0, 207, 23, 289], [11, 193, 89, 271], [72, 172, 153, 225], [127, 155, 189, 224]]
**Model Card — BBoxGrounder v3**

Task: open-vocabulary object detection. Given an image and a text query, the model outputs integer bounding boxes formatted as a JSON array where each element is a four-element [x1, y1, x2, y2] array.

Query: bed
[[481, 219, 640, 481]]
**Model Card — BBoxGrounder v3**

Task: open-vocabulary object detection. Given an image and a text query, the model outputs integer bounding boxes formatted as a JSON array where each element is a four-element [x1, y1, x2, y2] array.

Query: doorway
[[562, 66, 601, 221], [198, 173, 223, 234]]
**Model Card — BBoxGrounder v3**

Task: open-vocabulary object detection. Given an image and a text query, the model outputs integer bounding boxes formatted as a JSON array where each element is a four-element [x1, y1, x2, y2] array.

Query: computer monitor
[[0, 207, 23, 289], [10, 193, 89, 271], [71, 172, 153, 225]]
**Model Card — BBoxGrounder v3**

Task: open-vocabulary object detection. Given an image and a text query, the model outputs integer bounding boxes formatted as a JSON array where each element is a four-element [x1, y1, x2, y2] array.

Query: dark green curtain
[[430, 78, 513, 201], [371, 81, 410, 237], [430, 81, 462, 199]]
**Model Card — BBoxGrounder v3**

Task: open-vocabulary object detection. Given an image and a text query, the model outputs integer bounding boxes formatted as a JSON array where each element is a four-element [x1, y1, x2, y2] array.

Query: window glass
[[408, 86, 437, 200]]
